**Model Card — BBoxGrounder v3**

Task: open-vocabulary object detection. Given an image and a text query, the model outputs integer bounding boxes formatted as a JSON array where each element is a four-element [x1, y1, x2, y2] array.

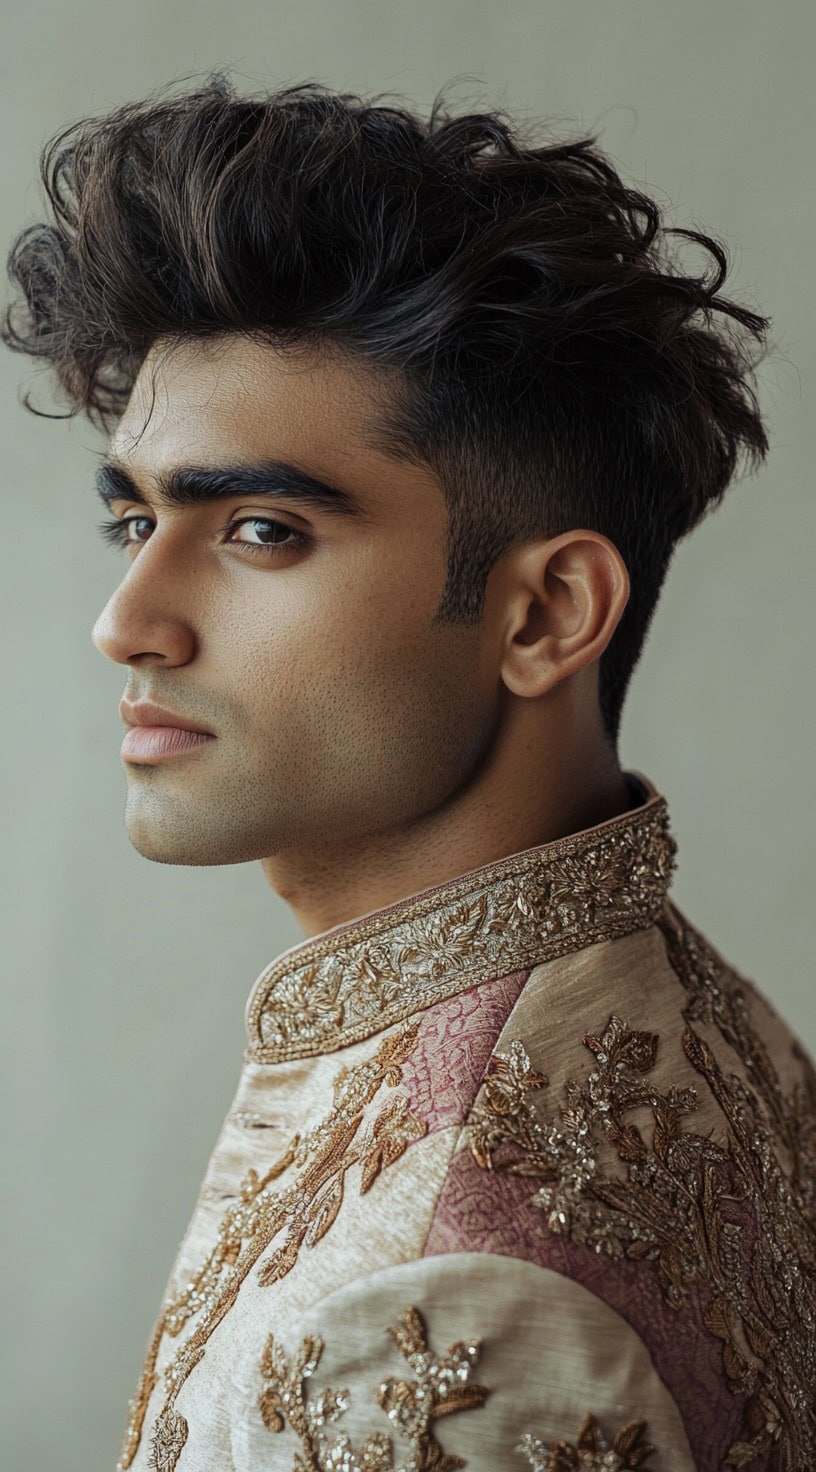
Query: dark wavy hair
[[2, 71, 773, 747]]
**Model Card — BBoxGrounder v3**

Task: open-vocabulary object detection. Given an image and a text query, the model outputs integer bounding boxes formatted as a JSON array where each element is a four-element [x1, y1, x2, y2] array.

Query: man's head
[[73, 332, 628, 873], [3, 72, 772, 872]]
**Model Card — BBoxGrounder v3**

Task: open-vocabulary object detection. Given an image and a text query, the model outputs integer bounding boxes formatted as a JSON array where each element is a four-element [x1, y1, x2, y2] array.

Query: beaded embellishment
[[117, 1025, 426, 1471], [257, 1303, 488, 1471], [246, 797, 677, 1062], [468, 905, 816, 1471], [517, 1411, 656, 1470]]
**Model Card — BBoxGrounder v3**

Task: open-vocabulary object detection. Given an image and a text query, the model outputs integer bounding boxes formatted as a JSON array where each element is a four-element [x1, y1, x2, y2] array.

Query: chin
[[124, 824, 266, 868], [125, 835, 208, 866]]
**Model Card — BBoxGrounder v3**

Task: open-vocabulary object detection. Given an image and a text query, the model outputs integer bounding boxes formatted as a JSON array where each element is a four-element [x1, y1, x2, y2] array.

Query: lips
[[120, 725, 215, 761], [119, 700, 214, 735]]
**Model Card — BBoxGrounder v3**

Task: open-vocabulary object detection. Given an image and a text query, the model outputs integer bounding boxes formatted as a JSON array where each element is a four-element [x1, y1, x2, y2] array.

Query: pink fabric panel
[[423, 1150, 752, 1472], [399, 970, 530, 1133]]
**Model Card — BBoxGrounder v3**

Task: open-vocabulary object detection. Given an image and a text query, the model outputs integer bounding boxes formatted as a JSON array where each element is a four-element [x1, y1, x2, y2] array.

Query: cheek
[[214, 545, 462, 731], [245, 557, 434, 676], [213, 577, 492, 834]]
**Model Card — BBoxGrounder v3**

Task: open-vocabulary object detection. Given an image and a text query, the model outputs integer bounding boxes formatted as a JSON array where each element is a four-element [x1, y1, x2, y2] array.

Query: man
[[4, 71, 814, 1472]]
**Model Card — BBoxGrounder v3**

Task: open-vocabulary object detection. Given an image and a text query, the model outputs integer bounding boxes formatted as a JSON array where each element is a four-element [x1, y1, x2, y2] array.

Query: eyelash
[[96, 515, 311, 558]]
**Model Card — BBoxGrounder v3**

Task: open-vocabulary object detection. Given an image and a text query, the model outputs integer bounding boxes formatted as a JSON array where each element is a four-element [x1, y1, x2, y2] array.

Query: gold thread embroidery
[[117, 1024, 426, 1471], [246, 799, 677, 1063], [468, 903, 816, 1471], [147, 1408, 188, 1472], [258, 1304, 488, 1470], [517, 1411, 657, 1470]]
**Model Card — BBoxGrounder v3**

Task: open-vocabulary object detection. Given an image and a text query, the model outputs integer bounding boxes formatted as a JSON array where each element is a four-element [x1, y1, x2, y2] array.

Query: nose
[[90, 551, 197, 668]]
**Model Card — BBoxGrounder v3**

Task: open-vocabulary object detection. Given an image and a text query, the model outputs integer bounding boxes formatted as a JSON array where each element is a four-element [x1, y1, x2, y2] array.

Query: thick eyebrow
[[93, 456, 372, 521]]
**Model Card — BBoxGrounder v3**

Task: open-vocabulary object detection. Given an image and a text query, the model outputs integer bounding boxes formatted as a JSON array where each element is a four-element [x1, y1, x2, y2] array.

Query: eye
[[222, 517, 311, 556], [97, 515, 152, 549], [96, 515, 311, 558]]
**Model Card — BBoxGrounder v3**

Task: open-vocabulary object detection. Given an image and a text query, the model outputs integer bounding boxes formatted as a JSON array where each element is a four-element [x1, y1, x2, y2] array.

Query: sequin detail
[[258, 1304, 488, 1470], [147, 1409, 188, 1472], [468, 903, 816, 1471], [116, 1025, 426, 1471], [245, 799, 677, 1062], [517, 1411, 656, 1469]]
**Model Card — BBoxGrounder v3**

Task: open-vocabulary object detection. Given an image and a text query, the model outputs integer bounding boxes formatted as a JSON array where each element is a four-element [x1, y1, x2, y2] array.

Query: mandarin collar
[[244, 770, 677, 1064]]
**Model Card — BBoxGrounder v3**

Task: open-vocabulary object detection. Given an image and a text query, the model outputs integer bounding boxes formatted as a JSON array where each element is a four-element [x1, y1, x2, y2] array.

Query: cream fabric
[[116, 772, 816, 1472], [228, 1253, 696, 1471]]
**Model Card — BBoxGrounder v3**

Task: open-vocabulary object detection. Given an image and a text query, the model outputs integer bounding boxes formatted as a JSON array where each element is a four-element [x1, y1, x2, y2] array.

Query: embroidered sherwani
[[117, 771, 816, 1472]]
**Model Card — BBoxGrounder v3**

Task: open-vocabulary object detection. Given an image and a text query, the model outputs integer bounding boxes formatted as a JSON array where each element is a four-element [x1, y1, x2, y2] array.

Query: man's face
[[91, 336, 498, 869]]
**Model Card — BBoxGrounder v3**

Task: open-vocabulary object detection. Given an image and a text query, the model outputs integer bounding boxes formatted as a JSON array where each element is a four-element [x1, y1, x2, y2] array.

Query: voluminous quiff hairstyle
[[3, 71, 773, 745]]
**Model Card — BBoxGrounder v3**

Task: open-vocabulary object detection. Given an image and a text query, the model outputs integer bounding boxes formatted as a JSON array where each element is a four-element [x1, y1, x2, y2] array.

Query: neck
[[261, 718, 632, 941]]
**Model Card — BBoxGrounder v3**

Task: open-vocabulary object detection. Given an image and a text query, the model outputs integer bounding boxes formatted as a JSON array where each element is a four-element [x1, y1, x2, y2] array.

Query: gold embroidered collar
[[244, 770, 677, 1064]]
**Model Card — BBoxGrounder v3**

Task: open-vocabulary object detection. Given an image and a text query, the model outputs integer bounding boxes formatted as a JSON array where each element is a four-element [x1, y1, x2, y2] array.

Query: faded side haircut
[[2, 71, 773, 746]]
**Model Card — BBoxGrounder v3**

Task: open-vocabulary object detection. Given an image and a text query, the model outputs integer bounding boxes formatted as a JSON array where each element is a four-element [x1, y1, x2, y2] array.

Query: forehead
[[111, 335, 424, 515]]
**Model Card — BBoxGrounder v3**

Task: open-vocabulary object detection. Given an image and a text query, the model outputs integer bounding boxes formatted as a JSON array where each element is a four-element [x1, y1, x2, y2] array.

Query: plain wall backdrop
[[1, 3, 814, 1468]]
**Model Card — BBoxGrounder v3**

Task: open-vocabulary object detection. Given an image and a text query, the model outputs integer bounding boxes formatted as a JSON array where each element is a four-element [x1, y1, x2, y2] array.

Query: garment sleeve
[[230, 1249, 696, 1471]]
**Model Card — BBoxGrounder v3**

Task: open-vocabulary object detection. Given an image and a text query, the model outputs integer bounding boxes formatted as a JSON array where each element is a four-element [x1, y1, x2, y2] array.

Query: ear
[[497, 530, 630, 699]]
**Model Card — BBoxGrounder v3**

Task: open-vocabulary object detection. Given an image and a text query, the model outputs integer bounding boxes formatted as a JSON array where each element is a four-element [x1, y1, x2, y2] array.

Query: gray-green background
[[1, 4, 813, 1468]]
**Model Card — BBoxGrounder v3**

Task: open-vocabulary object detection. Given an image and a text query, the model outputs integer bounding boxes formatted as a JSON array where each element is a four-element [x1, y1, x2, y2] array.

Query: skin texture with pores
[[91, 334, 634, 939]]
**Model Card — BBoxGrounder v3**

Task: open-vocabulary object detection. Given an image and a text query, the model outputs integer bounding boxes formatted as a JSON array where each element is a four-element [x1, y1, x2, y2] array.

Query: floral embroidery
[[245, 801, 677, 1062], [517, 1411, 656, 1469], [147, 1409, 188, 1472], [117, 1025, 427, 1471], [468, 902, 816, 1472], [258, 1304, 488, 1470]]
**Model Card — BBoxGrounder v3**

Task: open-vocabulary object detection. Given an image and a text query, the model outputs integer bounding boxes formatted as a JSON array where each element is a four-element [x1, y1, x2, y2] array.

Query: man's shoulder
[[477, 893, 816, 1112], [652, 896, 816, 1102], [422, 897, 816, 1471], [399, 891, 816, 1234], [440, 897, 816, 1267]]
